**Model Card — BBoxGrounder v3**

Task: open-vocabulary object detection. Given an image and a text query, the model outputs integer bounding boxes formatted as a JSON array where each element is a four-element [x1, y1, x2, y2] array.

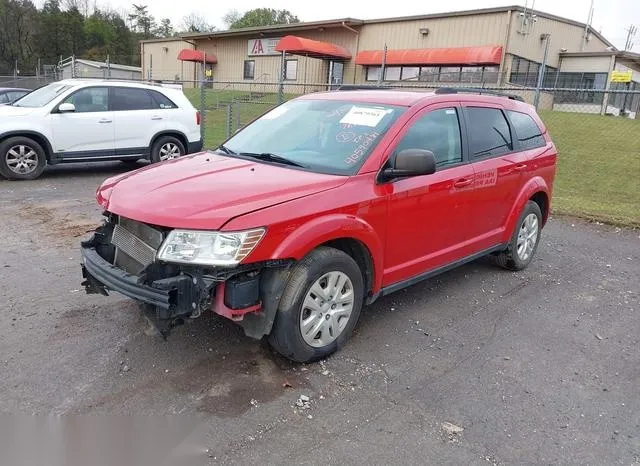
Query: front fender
[[271, 214, 384, 292], [502, 176, 550, 243]]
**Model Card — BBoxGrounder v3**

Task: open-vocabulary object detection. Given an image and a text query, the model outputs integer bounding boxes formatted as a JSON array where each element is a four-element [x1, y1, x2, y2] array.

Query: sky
[[93, 0, 640, 50]]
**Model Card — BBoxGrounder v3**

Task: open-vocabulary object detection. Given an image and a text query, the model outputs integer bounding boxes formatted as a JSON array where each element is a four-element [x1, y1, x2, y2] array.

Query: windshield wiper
[[217, 144, 236, 155], [238, 152, 305, 168]]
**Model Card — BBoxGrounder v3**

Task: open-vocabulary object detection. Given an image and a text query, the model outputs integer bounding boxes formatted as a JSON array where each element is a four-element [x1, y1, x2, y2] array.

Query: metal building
[[141, 5, 640, 112]]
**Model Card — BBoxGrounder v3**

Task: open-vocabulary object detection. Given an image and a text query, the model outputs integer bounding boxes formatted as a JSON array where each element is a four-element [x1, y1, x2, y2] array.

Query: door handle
[[513, 163, 527, 172], [453, 178, 474, 188], [98, 119, 112, 123], [151, 116, 163, 120]]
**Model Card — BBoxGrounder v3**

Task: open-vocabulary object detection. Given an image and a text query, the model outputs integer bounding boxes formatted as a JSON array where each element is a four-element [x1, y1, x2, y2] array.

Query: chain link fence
[[180, 80, 639, 149]]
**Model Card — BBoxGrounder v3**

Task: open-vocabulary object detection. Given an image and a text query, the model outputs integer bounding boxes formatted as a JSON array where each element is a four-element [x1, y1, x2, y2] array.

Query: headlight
[[157, 228, 265, 266]]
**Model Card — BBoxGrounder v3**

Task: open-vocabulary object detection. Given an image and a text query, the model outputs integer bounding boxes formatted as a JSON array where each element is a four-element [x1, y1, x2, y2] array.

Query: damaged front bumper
[[80, 215, 292, 339], [81, 246, 176, 309]]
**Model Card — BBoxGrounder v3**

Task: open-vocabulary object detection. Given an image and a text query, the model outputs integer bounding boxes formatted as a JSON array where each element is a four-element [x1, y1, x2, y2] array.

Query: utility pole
[[624, 25, 637, 51], [581, 0, 594, 51], [377, 44, 387, 86], [534, 33, 551, 109]]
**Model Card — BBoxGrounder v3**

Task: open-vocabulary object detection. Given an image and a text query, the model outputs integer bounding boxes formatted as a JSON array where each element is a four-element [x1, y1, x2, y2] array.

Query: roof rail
[[434, 87, 525, 102]]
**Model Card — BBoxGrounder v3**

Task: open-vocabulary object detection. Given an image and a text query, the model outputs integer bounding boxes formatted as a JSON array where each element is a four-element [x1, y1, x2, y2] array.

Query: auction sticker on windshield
[[340, 106, 392, 127]]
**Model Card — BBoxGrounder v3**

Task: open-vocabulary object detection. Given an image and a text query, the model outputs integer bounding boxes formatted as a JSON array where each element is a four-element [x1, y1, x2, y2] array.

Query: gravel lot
[[1, 162, 638, 465]]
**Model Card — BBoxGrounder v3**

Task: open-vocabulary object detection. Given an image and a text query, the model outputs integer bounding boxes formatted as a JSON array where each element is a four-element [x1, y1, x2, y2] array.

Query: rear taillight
[[196, 111, 201, 126]]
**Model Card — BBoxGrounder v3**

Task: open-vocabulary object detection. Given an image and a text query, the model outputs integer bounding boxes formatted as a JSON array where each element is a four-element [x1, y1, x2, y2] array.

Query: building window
[[439, 66, 462, 82], [365, 65, 498, 83], [554, 72, 608, 104], [509, 55, 557, 87], [243, 60, 255, 80], [401, 66, 420, 80], [419, 67, 440, 82], [482, 66, 500, 83], [285, 60, 298, 80], [384, 66, 402, 81], [366, 66, 381, 81]]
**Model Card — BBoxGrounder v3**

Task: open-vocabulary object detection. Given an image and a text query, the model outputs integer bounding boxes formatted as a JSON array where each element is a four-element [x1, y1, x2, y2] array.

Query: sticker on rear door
[[340, 106, 392, 127]]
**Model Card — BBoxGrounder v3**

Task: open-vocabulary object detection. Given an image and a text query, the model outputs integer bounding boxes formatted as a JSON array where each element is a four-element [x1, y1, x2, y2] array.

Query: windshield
[[12, 83, 72, 108], [222, 99, 405, 175]]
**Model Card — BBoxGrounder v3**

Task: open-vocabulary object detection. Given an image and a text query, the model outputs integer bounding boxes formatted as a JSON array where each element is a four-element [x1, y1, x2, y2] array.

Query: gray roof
[[60, 59, 141, 73]]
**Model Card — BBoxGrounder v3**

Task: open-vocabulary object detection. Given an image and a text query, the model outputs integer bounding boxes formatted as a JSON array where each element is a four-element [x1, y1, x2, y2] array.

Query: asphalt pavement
[[0, 162, 638, 465]]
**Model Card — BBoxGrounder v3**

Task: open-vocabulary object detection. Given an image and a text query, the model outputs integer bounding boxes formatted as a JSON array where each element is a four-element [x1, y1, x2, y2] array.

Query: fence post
[[226, 104, 233, 139], [278, 50, 285, 104], [235, 101, 240, 132], [200, 77, 206, 144]]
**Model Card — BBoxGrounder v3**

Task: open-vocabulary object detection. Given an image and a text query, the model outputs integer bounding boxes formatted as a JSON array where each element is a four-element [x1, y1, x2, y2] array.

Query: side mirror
[[58, 102, 76, 113], [381, 149, 436, 181]]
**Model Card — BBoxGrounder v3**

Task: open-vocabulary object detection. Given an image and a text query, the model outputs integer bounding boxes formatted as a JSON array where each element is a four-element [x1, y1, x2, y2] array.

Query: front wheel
[[268, 247, 364, 363], [150, 136, 185, 163], [0, 137, 47, 180], [495, 200, 543, 271]]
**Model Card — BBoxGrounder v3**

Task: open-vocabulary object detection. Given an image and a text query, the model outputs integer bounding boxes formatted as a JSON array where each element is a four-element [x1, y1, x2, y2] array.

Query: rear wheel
[[495, 201, 542, 271], [0, 137, 47, 180], [269, 247, 364, 363], [150, 136, 185, 163]]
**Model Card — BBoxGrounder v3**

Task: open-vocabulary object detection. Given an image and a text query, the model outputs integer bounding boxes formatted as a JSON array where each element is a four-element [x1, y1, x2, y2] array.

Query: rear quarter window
[[150, 90, 178, 109], [507, 110, 546, 150]]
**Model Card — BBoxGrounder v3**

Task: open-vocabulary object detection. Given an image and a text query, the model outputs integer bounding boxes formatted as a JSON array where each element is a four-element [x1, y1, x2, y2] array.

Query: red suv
[[81, 88, 557, 363]]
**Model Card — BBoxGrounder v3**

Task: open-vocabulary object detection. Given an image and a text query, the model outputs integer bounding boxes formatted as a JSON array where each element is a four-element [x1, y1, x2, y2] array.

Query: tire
[[0, 137, 47, 180], [150, 136, 185, 163], [495, 201, 543, 271], [268, 247, 364, 363]]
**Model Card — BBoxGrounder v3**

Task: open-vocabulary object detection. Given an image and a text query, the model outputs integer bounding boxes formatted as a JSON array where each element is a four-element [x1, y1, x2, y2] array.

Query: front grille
[[111, 217, 163, 274]]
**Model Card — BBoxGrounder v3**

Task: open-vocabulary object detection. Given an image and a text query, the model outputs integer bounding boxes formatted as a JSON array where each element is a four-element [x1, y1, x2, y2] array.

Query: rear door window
[[507, 110, 545, 150], [111, 87, 154, 111], [466, 107, 513, 158]]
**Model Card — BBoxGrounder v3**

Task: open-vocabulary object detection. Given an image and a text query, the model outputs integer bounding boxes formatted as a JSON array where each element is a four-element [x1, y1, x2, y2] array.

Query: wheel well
[[530, 192, 549, 225], [321, 238, 375, 299], [0, 133, 53, 160], [150, 132, 188, 152]]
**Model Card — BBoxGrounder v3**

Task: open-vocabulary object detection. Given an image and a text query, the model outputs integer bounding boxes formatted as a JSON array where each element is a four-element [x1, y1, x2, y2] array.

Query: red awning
[[355, 46, 503, 66], [275, 35, 351, 60], [177, 49, 217, 64]]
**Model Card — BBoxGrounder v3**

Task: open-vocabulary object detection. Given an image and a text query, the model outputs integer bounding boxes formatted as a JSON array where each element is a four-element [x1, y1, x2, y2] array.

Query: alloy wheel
[[517, 213, 539, 262], [6, 145, 38, 175]]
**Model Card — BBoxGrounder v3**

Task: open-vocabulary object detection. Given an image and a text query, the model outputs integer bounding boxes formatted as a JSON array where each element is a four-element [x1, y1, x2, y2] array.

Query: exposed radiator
[[111, 217, 163, 274]]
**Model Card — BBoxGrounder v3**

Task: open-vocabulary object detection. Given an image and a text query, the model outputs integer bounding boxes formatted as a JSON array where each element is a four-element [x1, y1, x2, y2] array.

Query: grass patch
[[539, 111, 640, 227]]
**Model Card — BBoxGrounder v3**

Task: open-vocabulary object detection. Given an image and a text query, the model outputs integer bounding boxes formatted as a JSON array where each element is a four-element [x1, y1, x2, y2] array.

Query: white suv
[[0, 79, 202, 180]]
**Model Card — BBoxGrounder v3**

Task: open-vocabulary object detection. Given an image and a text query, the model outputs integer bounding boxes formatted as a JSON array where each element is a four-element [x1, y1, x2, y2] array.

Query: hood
[[99, 152, 348, 230], [0, 105, 34, 117]]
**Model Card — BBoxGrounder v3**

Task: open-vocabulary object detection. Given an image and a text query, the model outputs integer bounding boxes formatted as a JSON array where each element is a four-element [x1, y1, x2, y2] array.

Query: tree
[[224, 8, 299, 30], [0, 0, 39, 73], [127, 3, 155, 39], [222, 9, 240, 28], [84, 8, 136, 65], [182, 12, 214, 33], [156, 17, 174, 37]]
